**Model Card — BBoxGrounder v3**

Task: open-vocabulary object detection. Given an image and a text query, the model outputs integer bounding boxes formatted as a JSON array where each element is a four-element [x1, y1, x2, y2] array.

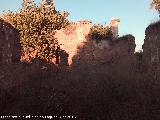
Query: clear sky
[[0, 0, 159, 51]]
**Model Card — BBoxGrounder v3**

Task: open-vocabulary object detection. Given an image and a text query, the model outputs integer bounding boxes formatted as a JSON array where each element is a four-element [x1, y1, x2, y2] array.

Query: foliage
[[150, 0, 160, 15], [89, 24, 113, 42], [2, 0, 69, 60]]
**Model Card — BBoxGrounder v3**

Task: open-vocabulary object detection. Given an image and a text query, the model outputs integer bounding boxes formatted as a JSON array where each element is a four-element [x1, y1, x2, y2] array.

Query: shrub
[[89, 24, 113, 42]]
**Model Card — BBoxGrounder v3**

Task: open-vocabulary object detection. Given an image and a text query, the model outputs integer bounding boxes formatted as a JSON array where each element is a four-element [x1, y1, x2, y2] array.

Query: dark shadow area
[[67, 33, 160, 120], [0, 59, 72, 115]]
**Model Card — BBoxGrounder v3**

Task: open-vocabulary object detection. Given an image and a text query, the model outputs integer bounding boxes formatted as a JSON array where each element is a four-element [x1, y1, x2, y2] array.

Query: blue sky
[[0, 0, 159, 50]]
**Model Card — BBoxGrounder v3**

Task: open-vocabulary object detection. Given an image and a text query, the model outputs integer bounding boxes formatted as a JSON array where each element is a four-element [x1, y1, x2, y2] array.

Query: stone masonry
[[142, 21, 160, 79], [55, 19, 120, 65], [0, 18, 20, 64]]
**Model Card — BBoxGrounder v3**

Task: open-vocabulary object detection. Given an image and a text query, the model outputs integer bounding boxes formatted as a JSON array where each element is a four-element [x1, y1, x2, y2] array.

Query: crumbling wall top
[[70, 20, 92, 26], [145, 20, 160, 35]]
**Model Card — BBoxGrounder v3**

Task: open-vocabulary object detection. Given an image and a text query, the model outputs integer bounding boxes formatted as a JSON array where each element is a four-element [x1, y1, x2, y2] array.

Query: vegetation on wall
[[1, 0, 69, 60], [89, 24, 113, 42]]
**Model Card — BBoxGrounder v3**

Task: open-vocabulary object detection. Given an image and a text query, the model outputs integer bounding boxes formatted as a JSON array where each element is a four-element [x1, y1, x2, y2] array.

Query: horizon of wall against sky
[[0, 0, 159, 51]]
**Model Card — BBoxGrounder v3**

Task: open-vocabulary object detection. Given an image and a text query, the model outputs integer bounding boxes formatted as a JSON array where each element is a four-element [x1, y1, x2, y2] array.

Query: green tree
[[2, 0, 69, 60], [150, 0, 160, 16]]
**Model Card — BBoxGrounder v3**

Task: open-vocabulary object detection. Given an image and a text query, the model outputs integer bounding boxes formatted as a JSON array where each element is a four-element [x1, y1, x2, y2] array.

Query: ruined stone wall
[[71, 34, 136, 67], [55, 20, 92, 65], [0, 18, 136, 68], [0, 18, 20, 64], [143, 21, 160, 68], [0, 17, 135, 67], [55, 20, 136, 66], [142, 21, 160, 79]]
